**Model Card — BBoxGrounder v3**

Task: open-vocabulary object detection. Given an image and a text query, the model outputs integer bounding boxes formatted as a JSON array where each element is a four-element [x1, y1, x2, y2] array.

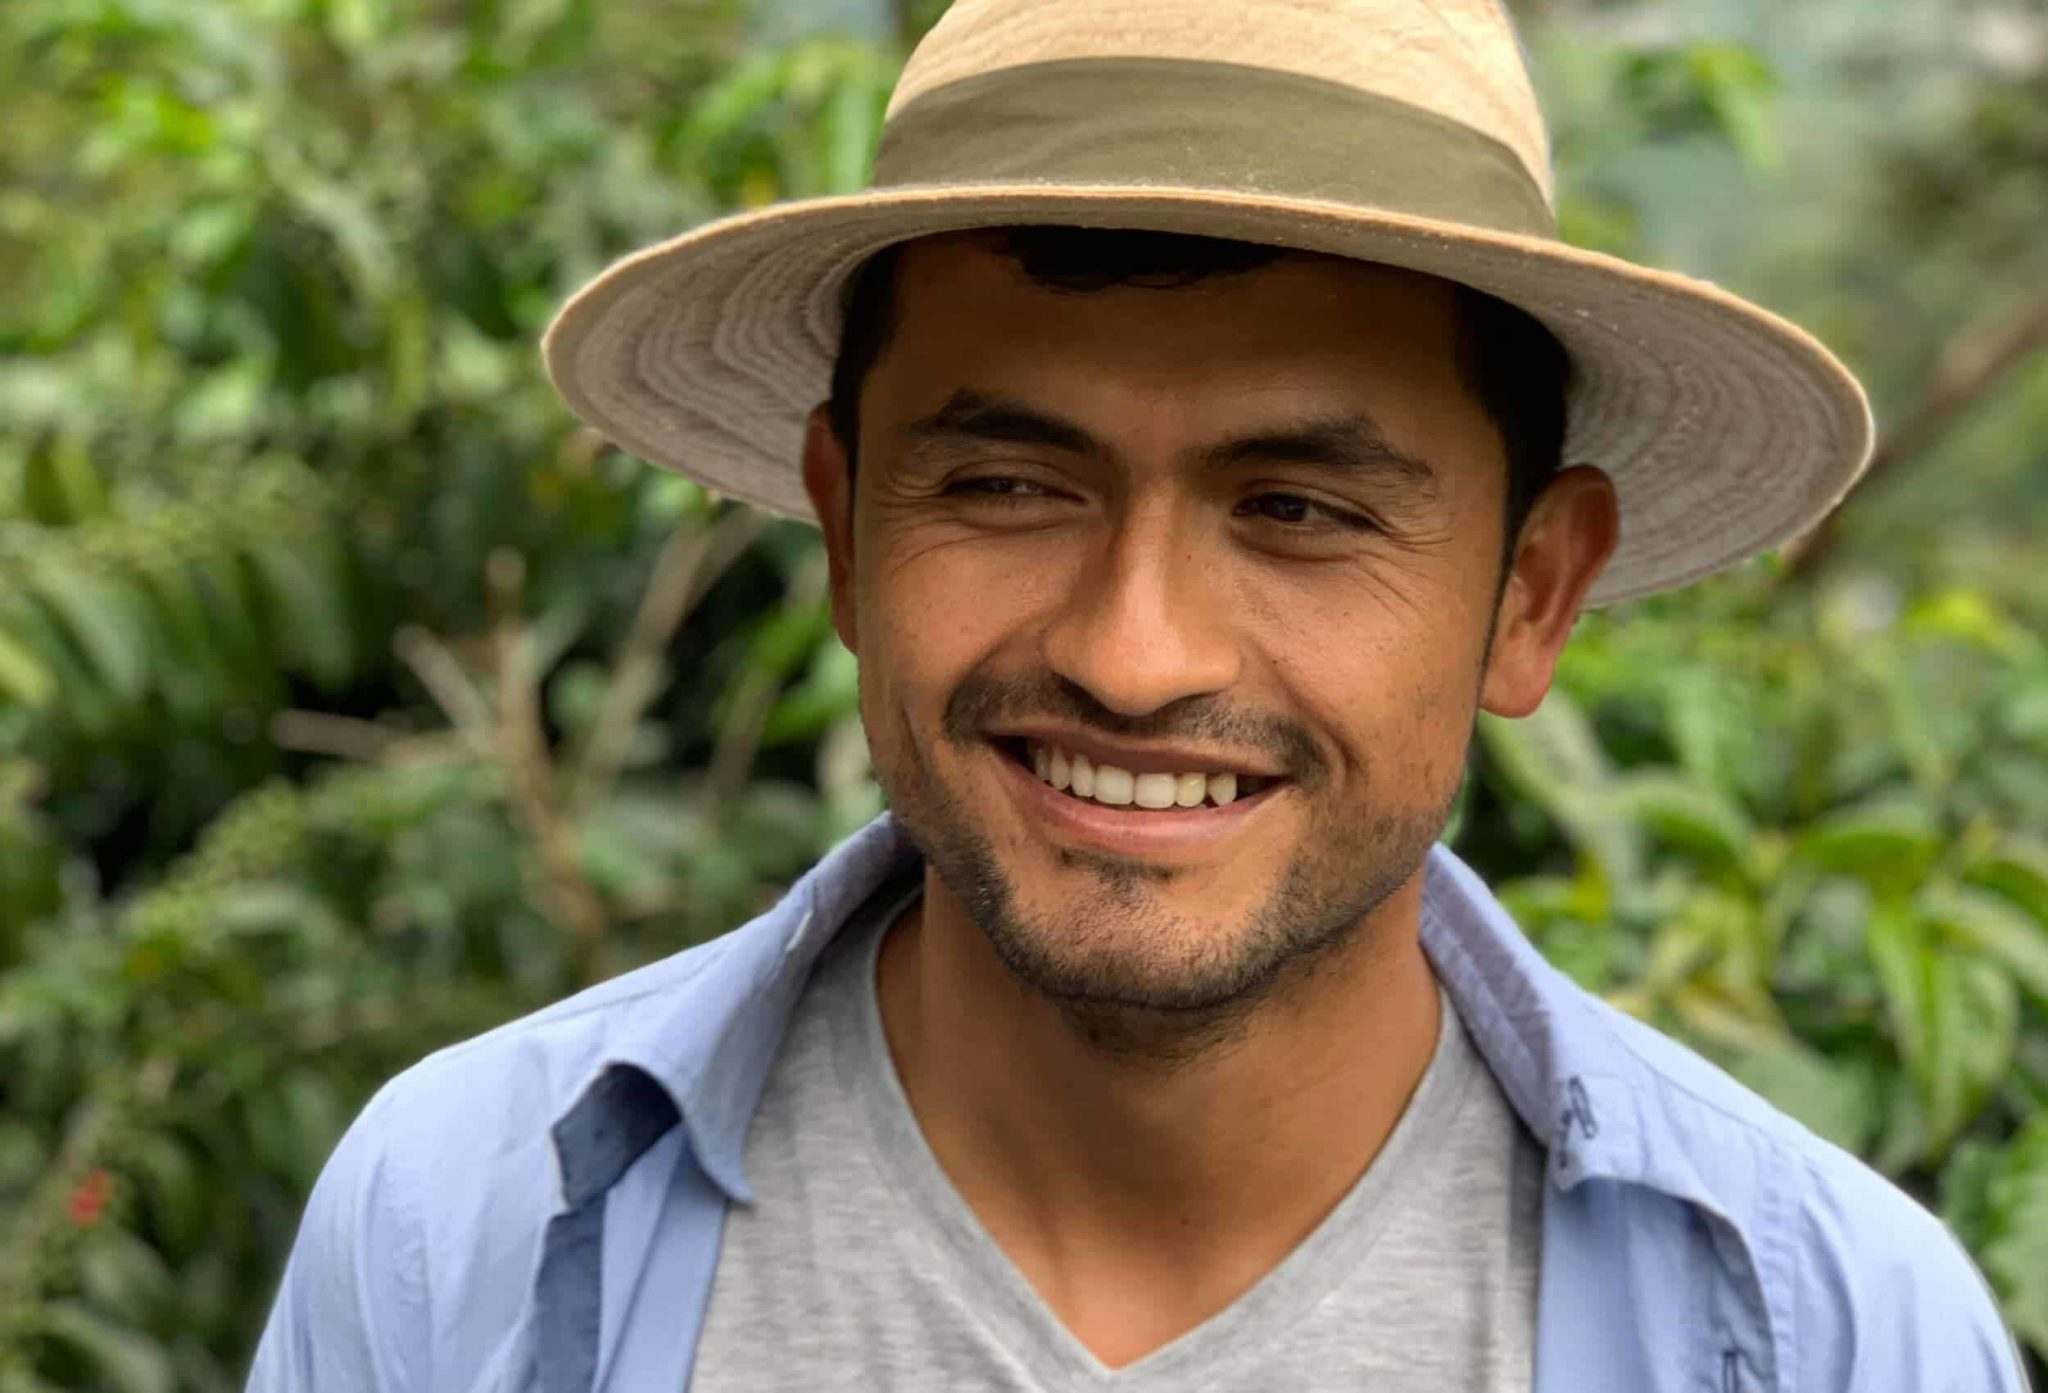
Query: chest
[[689, 1176, 1543, 1392], [684, 1011, 1549, 1391]]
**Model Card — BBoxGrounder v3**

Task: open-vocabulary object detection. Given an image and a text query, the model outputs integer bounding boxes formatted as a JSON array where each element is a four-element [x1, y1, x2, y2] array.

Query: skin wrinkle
[[830, 227, 1572, 587], [835, 238, 1532, 1059], [800, 230, 1618, 1367], [902, 388, 1445, 503]]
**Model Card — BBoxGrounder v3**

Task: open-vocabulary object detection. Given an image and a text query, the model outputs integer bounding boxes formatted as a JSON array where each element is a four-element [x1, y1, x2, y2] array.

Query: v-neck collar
[[826, 870, 1478, 1386]]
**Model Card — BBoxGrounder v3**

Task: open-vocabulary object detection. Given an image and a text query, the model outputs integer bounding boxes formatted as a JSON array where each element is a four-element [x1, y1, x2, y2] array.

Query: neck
[[873, 864, 1442, 1358]]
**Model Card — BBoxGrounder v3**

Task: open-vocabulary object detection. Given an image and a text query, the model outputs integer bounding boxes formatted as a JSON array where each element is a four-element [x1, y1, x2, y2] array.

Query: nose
[[1040, 500, 1240, 717]]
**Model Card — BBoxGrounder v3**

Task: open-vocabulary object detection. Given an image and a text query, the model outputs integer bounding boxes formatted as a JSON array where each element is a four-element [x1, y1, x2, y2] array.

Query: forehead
[[869, 232, 1483, 454]]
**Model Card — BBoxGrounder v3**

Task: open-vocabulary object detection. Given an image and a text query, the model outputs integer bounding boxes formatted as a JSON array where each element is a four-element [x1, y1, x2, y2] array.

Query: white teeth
[[1092, 764, 1135, 805], [1133, 772, 1177, 809], [1070, 753, 1095, 798], [1025, 743, 1257, 810]]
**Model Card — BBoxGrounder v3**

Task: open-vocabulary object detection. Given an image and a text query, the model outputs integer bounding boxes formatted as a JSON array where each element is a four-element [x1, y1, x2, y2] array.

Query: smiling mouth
[[990, 737, 1281, 811]]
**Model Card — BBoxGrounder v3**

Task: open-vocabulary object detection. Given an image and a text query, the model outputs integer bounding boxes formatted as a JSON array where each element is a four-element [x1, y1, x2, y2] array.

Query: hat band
[[872, 56, 1556, 240]]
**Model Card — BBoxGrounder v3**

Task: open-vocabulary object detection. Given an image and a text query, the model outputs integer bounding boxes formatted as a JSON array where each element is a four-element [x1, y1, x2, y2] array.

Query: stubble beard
[[876, 677, 1460, 1068]]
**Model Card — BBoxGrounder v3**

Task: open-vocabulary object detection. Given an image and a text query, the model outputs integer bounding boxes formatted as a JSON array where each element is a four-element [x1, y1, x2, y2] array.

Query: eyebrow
[[899, 388, 1440, 493], [902, 389, 1097, 457], [1197, 415, 1440, 493]]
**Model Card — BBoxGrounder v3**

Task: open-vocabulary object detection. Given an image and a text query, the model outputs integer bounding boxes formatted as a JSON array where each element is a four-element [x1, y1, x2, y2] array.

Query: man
[[249, 1, 2031, 1390]]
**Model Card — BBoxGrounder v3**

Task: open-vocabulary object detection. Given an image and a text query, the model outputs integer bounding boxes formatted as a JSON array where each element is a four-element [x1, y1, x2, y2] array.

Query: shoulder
[[1788, 1130, 2031, 1390], [250, 928, 761, 1388], [300, 815, 915, 1255], [364, 810, 915, 1147], [1589, 999, 2029, 1391], [369, 927, 745, 1155], [337, 916, 780, 1240]]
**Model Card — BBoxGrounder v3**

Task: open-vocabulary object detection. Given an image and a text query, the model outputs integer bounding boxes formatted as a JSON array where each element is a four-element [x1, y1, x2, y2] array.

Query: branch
[[392, 624, 497, 752], [1784, 289, 2048, 578], [705, 550, 830, 809], [484, 548, 612, 979], [269, 708, 404, 762], [269, 709, 470, 767], [570, 506, 766, 810]]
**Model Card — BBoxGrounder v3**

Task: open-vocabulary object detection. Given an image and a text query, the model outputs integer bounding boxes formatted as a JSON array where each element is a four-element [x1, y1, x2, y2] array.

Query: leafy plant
[[0, 0, 890, 1384], [2, 0, 2045, 1386], [1465, 570, 2048, 1351]]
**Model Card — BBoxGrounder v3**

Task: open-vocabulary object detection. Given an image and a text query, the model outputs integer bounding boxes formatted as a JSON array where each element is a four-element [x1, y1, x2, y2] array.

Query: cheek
[[1241, 575, 1485, 788], [855, 533, 1063, 725]]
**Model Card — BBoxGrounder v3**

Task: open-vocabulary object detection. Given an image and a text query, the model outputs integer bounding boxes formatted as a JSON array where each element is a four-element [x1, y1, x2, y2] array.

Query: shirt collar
[[575, 814, 917, 1203], [564, 811, 1704, 1211]]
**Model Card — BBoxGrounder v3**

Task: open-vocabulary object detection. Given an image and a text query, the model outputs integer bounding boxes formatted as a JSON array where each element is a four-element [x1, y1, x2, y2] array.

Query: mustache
[[942, 670, 1324, 783]]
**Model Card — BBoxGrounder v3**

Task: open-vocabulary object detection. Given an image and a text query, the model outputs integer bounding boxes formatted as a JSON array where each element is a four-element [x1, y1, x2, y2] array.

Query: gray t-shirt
[[692, 871, 1545, 1390]]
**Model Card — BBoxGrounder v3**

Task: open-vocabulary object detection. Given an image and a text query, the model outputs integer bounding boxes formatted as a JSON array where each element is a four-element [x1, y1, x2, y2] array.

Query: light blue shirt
[[246, 813, 2030, 1392]]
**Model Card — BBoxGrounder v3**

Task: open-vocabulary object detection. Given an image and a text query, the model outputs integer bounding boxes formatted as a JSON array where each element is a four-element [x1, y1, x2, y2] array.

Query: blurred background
[[0, 0, 2044, 1386]]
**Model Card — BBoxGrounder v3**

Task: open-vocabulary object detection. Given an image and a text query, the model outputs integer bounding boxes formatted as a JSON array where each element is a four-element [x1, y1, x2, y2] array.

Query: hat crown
[[888, 0, 1554, 207]]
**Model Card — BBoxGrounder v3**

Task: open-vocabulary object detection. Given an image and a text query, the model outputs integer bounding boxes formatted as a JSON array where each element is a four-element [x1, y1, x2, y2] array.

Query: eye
[[943, 476, 1057, 504], [1233, 492, 1372, 531]]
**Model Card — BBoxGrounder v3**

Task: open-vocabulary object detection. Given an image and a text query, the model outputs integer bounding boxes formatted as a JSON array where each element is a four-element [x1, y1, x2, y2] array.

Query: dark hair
[[826, 227, 1570, 576]]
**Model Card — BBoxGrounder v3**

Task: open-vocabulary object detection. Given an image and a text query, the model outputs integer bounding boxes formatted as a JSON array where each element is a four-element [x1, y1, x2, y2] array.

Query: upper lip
[[990, 725, 1287, 779]]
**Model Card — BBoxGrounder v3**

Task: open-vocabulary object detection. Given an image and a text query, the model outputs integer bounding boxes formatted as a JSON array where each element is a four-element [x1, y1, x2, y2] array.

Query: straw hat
[[541, 0, 1873, 605]]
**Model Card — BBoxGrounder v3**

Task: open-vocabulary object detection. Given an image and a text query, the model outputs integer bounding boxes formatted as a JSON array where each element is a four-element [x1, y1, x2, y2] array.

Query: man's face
[[806, 233, 1599, 1046]]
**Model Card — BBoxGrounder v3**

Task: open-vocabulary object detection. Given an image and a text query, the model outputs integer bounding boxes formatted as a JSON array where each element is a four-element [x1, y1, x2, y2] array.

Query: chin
[[885, 731, 1447, 1017]]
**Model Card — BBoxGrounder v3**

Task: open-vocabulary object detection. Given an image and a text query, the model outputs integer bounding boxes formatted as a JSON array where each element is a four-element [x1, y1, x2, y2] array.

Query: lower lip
[[992, 745, 1285, 858]]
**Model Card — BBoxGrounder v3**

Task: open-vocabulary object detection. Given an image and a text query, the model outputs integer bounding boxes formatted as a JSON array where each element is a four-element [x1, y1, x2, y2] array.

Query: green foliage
[[0, 0, 890, 1383], [1945, 1113, 2048, 1356], [1, 0, 2044, 1385], [1468, 571, 2048, 1353]]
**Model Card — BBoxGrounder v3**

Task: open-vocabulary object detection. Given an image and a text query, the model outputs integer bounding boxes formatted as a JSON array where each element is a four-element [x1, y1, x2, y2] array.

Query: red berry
[[65, 1168, 112, 1227]]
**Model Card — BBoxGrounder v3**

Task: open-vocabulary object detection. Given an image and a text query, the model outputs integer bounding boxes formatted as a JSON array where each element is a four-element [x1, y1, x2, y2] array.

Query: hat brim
[[541, 184, 1872, 606]]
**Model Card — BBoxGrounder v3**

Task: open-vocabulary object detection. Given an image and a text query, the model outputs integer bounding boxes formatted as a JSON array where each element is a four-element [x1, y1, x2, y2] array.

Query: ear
[[1479, 465, 1620, 718], [800, 402, 860, 655]]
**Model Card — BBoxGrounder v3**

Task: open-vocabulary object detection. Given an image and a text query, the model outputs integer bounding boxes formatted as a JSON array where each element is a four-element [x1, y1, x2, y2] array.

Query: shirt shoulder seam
[[1583, 990, 1813, 1163]]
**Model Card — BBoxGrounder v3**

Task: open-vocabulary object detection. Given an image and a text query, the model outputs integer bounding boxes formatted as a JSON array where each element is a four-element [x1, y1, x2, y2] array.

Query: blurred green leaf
[[1619, 41, 1780, 170], [760, 638, 859, 747], [1727, 1044, 1879, 1154], [1794, 798, 1942, 891], [1923, 880, 2048, 1011], [818, 53, 885, 193], [0, 624, 57, 707], [1967, 839, 2048, 929], [1977, 1114, 2048, 1356], [243, 535, 355, 688], [1871, 899, 2018, 1160], [75, 1228, 177, 1326], [1478, 693, 1641, 897], [21, 434, 110, 524], [29, 567, 155, 706], [1612, 770, 1754, 871], [30, 1302, 173, 1393], [126, 1132, 206, 1256]]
